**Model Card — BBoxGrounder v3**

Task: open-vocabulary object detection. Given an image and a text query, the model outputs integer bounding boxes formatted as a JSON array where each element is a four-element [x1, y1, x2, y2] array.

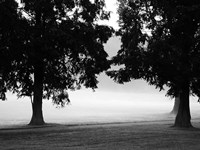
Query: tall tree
[[3, 0, 113, 125], [0, 0, 25, 100], [107, 0, 200, 127]]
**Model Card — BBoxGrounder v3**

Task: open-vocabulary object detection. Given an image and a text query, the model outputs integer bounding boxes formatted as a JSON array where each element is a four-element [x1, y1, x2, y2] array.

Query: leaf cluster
[[107, 0, 200, 98], [0, 0, 114, 106]]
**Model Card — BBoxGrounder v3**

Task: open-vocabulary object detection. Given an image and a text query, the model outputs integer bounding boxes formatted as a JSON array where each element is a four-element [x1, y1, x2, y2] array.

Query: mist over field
[[1, 87, 200, 127]]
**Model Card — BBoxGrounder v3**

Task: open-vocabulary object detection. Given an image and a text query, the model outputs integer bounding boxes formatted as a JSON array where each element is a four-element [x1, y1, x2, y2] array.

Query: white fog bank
[[0, 90, 200, 127]]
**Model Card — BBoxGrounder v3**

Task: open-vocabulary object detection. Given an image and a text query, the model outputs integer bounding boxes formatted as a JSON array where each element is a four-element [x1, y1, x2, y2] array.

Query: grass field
[[1, 120, 200, 150]]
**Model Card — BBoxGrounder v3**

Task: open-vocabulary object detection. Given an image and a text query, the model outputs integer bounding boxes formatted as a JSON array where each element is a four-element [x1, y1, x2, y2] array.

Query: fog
[[1, 89, 200, 127]]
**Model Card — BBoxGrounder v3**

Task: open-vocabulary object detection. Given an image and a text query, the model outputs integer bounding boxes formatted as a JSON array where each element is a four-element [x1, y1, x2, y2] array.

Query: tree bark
[[170, 96, 180, 115], [29, 61, 45, 125], [173, 81, 192, 128]]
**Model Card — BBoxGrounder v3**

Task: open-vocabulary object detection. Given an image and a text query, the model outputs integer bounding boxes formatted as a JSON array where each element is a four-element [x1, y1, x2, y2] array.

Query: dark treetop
[[1, 0, 113, 104], [0, 0, 113, 125], [107, 0, 200, 127]]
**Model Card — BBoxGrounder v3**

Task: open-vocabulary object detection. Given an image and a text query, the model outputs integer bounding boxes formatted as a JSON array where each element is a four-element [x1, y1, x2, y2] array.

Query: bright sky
[[99, 0, 119, 29]]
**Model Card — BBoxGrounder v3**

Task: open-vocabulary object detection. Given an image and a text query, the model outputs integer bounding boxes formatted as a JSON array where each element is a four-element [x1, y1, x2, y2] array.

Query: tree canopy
[[1, 0, 113, 125], [0, 0, 26, 100], [107, 0, 200, 127]]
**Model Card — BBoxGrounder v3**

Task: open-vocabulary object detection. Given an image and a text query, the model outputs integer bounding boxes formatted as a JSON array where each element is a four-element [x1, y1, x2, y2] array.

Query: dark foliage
[[3, 0, 113, 103], [0, 0, 26, 100], [1, 0, 113, 125], [107, 0, 200, 127]]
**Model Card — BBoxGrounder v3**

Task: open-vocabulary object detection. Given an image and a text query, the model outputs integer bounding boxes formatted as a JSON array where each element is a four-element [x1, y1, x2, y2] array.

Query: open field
[[1, 91, 200, 149], [1, 120, 200, 150]]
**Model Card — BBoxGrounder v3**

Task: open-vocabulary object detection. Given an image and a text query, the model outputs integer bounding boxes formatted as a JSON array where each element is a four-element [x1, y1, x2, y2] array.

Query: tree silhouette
[[107, 0, 200, 127], [0, 0, 26, 100], [1, 0, 113, 125]]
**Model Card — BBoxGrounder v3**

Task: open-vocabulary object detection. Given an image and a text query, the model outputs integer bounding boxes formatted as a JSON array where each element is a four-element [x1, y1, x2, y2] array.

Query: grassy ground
[[1, 121, 200, 150]]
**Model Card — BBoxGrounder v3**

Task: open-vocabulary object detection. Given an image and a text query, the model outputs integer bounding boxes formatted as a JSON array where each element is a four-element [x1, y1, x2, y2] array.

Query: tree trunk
[[170, 96, 180, 115], [29, 61, 45, 125], [173, 81, 192, 128]]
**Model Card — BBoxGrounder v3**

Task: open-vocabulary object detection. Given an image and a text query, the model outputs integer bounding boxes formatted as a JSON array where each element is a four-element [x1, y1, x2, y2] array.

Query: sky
[[98, 0, 120, 29]]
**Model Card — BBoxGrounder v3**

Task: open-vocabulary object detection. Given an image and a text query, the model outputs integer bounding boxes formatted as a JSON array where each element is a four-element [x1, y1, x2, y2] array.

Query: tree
[[107, 0, 200, 127], [3, 0, 113, 125], [0, 0, 26, 100]]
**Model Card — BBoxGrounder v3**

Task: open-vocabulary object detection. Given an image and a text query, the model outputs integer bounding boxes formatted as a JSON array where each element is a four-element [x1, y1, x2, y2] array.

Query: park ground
[[1, 119, 200, 150]]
